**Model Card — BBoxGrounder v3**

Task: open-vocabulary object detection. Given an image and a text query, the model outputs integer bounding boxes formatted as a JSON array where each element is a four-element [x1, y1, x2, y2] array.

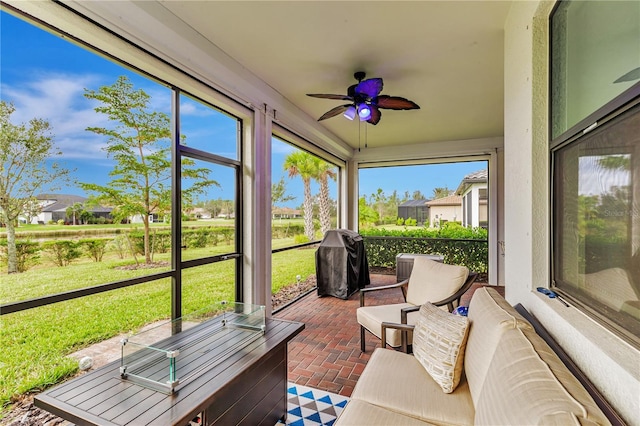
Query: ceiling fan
[[307, 71, 420, 125]]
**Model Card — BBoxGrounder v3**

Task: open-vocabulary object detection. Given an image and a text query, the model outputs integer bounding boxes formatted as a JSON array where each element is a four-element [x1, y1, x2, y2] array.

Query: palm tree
[[284, 151, 317, 241], [65, 202, 85, 225], [432, 187, 452, 199], [313, 159, 337, 236]]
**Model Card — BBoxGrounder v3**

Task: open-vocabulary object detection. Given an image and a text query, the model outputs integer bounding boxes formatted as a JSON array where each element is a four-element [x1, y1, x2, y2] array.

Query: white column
[[243, 106, 273, 314]]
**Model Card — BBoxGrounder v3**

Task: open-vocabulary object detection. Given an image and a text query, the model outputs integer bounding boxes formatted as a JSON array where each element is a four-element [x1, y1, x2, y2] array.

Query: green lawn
[[0, 238, 316, 415]]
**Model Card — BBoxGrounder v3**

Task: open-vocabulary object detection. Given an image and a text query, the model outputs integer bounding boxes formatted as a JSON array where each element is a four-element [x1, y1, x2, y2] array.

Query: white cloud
[[2, 72, 108, 159]]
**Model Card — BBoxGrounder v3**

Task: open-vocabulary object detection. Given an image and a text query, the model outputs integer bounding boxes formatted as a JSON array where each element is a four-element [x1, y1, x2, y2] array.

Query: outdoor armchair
[[357, 257, 477, 353]]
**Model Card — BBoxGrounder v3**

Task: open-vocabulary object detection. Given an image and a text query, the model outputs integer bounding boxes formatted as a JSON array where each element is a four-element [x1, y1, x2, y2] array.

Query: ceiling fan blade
[[355, 78, 383, 98], [375, 95, 420, 110], [614, 67, 640, 83], [307, 93, 353, 101], [317, 104, 351, 121], [367, 105, 381, 125]]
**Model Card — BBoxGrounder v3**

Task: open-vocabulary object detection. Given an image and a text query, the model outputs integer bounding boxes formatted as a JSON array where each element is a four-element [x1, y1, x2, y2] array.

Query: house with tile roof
[[29, 194, 113, 224], [455, 169, 488, 228], [425, 194, 462, 228]]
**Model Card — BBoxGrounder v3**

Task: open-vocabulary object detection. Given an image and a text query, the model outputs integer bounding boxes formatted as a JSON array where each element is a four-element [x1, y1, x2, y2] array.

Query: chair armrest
[[381, 321, 415, 353], [360, 279, 409, 306], [400, 305, 420, 324]]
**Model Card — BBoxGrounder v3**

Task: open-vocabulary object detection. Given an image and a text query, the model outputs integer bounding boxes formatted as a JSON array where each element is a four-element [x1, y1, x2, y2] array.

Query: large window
[[550, 0, 640, 344], [270, 136, 340, 310], [550, 0, 640, 138], [0, 8, 245, 407]]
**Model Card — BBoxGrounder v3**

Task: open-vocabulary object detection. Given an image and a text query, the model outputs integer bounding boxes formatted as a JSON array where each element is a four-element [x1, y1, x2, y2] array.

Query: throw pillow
[[412, 302, 470, 393]]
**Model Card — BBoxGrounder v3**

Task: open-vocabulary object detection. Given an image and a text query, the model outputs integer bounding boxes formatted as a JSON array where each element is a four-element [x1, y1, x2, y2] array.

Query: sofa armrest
[[360, 279, 409, 307], [381, 321, 415, 353]]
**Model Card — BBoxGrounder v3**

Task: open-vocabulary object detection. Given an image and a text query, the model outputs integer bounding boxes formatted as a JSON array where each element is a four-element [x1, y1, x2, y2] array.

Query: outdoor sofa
[[335, 286, 620, 425]]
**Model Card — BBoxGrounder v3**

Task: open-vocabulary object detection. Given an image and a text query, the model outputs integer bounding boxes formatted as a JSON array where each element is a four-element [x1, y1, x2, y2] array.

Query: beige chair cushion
[[351, 348, 475, 425], [334, 399, 431, 426], [465, 287, 532, 406], [475, 327, 610, 425], [405, 258, 469, 306], [357, 302, 415, 347], [412, 303, 470, 393]]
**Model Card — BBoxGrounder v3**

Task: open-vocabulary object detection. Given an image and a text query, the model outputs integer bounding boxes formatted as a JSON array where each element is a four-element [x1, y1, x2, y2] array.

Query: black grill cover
[[316, 229, 370, 299]]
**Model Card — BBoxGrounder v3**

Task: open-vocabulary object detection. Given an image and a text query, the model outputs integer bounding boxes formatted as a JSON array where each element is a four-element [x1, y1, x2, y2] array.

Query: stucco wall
[[503, 2, 640, 423]]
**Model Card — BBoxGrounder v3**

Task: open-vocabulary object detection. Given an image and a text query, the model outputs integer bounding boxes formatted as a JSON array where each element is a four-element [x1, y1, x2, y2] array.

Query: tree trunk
[[5, 220, 18, 273], [143, 214, 151, 264], [319, 176, 331, 236], [302, 179, 314, 241]]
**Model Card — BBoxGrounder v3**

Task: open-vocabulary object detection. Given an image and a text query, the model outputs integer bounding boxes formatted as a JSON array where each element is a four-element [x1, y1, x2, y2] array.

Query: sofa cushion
[[334, 399, 432, 426], [406, 258, 469, 306], [465, 287, 532, 406], [413, 303, 470, 393], [351, 348, 475, 425], [520, 327, 612, 426], [475, 327, 610, 425], [357, 302, 415, 347]]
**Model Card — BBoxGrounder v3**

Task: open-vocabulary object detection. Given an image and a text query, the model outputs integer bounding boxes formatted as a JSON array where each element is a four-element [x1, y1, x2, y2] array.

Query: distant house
[[30, 194, 113, 224], [425, 194, 462, 227], [455, 169, 488, 228], [189, 207, 211, 219], [272, 207, 302, 219], [397, 199, 429, 225]]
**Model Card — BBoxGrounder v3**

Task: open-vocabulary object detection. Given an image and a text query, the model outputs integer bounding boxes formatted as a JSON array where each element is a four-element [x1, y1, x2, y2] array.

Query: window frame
[[0, 6, 248, 320], [548, 0, 640, 347]]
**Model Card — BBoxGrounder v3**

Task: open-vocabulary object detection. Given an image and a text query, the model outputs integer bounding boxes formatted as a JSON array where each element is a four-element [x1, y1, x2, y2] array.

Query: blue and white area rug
[[278, 383, 349, 426]]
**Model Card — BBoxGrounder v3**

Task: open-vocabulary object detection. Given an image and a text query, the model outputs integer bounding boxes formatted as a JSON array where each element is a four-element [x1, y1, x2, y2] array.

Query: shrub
[[108, 235, 128, 259], [405, 217, 417, 226], [0, 240, 41, 272], [80, 238, 108, 262], [293, 234, 310, 244], [396, 217, 404, 226], [360, 225, 488, 273], [41, 240, 82, 267]]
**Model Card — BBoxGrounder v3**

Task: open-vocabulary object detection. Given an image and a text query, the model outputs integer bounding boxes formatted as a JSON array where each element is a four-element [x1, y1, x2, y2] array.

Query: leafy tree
[[313, 159, 336, 235], [272, 176, 296, 208], [358, 196, 378, 229], [203, 198, 222, 218], [21, 198, 42, 225], [82, 76, 218, 264], [371, 188, 387, 225], [0, 101, 72, 273], [412, 190, 424, 200], [284, 151, 317, 240]]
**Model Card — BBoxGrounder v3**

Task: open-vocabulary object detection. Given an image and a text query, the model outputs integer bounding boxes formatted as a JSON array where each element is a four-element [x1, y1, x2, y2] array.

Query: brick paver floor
[[275, 274, 501, 397], [274, 273, 400, 397]]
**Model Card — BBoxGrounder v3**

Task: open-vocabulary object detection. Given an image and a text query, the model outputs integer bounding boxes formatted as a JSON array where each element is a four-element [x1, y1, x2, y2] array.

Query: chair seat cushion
[[357, 302, 415, 347], [350, 348, 475, 425]]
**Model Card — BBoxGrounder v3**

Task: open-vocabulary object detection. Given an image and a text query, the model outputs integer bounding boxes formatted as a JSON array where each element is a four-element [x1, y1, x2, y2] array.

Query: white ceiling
[[157, 1, 513, 150]]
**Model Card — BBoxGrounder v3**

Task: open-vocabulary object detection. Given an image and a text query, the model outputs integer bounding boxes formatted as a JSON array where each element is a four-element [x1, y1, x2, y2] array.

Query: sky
[[1, 11, 486, 209]]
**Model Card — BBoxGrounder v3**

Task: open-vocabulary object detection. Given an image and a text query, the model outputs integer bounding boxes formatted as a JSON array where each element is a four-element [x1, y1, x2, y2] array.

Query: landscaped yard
[[0, 224, 316, 415]]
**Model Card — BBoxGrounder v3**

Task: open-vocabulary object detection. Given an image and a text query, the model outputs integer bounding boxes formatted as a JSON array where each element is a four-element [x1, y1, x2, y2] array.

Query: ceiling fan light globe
[[343, 106, 357, 120], [358, 103, 371, 120]]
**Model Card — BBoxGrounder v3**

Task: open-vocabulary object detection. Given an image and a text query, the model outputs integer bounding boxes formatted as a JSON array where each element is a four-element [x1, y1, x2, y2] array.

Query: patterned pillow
[[412, 303, 470, 393]]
